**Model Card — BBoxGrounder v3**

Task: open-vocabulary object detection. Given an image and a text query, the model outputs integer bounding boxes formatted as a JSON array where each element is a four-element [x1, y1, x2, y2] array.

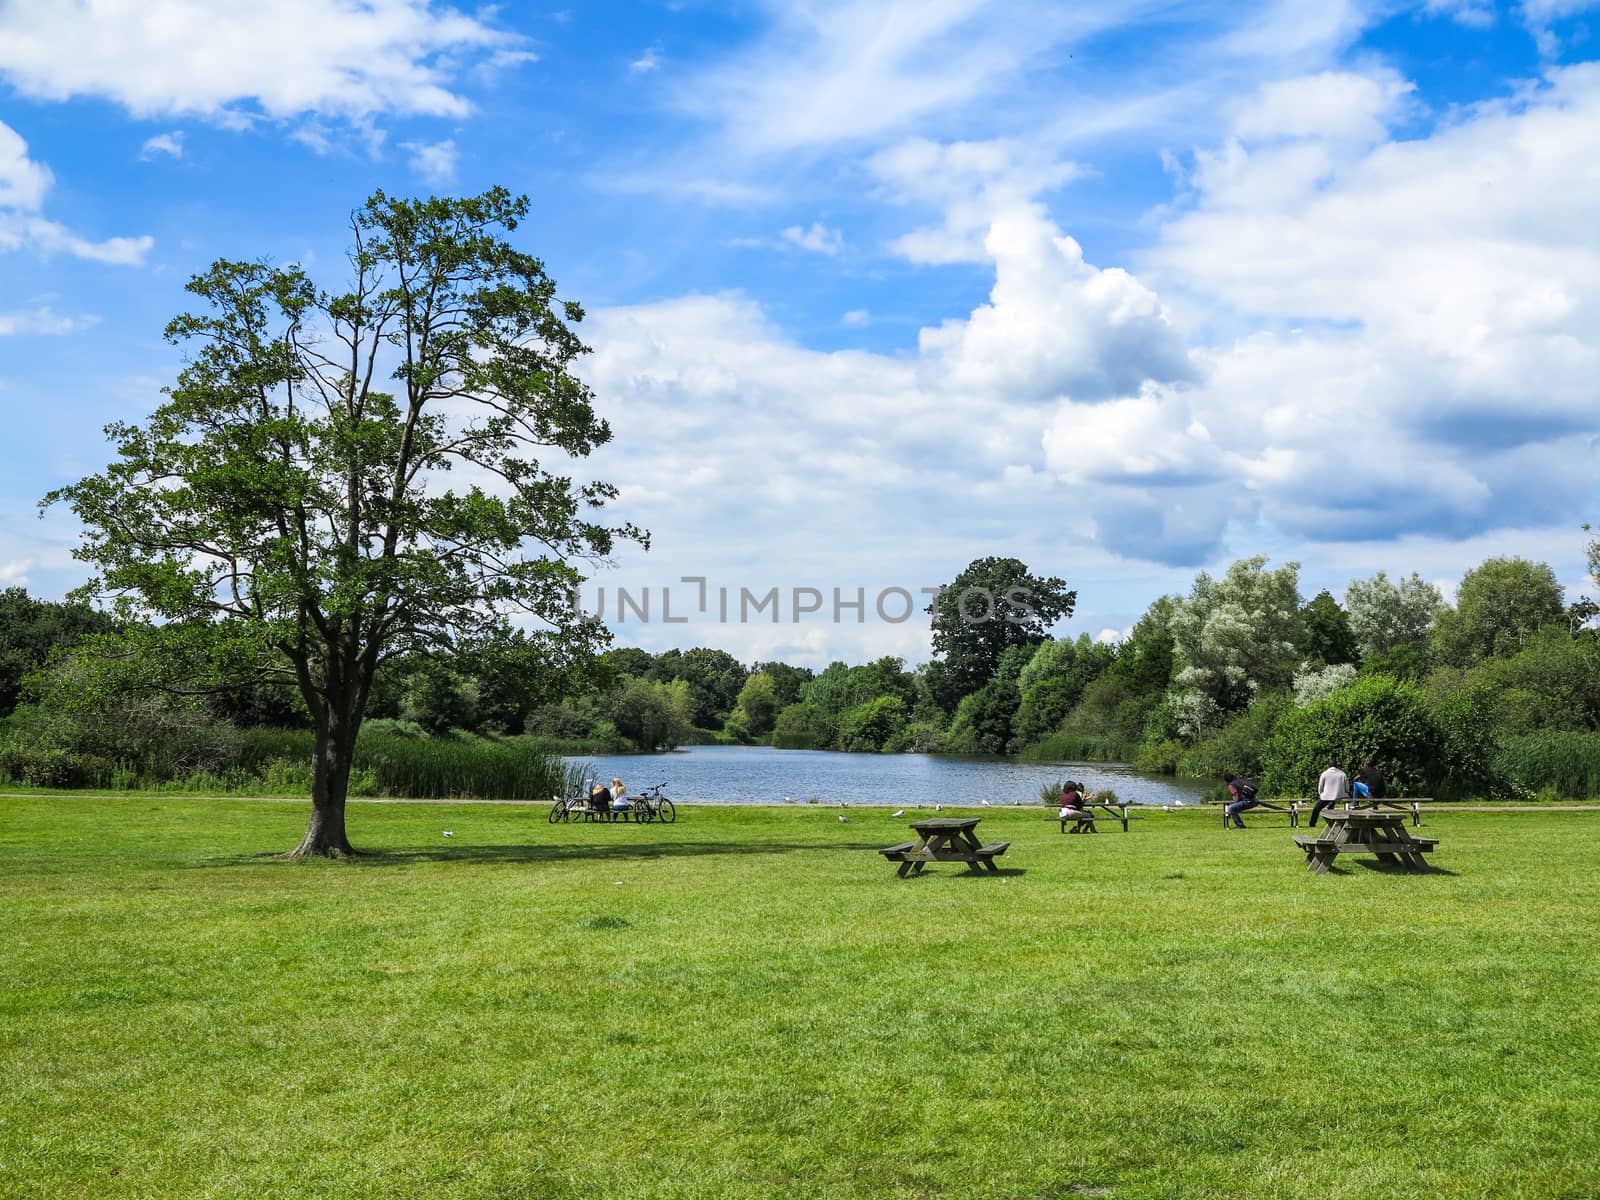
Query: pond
[[564, 743, 1210, 808]]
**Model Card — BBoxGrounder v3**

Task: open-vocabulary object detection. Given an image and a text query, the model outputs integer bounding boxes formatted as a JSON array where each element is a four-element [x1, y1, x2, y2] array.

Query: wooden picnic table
[[879, 817, 1010, 877], [1293, 810, 1439, 873]]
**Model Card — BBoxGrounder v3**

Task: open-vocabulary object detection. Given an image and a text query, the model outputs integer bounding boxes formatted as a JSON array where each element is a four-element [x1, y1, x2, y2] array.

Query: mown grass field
[[3, 797, 1598, 1199]]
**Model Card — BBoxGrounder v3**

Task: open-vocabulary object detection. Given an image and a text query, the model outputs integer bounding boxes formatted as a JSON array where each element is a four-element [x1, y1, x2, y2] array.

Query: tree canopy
[[926, 557, 1075, 708], [46, 188, 640, 856]]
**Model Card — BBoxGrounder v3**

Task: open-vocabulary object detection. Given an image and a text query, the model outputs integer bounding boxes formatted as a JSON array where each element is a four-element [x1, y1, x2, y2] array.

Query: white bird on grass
[[443, 831, 455, 837], [981, 799, 992, 807], [935, 803, 944, 812], [1174, 799, 1186, 807], [891, 809, 905, 817], [838, 815, 849, 822]]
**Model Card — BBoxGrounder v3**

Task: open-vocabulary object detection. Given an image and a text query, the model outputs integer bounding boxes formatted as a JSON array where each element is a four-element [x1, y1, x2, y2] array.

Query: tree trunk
[[283, 717, 359, 859]]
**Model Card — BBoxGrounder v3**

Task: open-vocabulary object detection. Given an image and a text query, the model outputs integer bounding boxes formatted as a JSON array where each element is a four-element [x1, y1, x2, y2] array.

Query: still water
[[565, 743, 1210, 808]]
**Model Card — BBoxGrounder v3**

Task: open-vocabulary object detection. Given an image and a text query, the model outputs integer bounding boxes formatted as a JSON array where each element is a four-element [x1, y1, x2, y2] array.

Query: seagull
[[838, 815, 849, 822], [981, 799, 992, 807], [935, 803, 944, 812], [442, 831, 455, 837], [1174, 799, 1186, 807], [892, 809, 905, 817]]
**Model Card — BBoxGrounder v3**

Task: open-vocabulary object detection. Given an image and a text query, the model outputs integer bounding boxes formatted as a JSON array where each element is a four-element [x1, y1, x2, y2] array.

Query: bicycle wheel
[[634, 801, 653, 824], [656, 797, 676, 823], [549, 798, 569, 824]]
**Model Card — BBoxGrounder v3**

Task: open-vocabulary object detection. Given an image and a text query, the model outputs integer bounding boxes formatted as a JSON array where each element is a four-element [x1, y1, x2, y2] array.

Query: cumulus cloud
[[918, 210, 1198, 404], [1104, 62, 1600, 555], [0, 1, 514, 125], [871, 136, 1083, 264], [0, 120, 152, 265]]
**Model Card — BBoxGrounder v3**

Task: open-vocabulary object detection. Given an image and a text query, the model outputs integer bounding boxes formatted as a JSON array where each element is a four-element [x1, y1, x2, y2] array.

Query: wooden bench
[[878, 841, 918, 860], [974, 841, 1010, 861], [1051, 804, 1141, 833], [1208, 798, 1306, 828]]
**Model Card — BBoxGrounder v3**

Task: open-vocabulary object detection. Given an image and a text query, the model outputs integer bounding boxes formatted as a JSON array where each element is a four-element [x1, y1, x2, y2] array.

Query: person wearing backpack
[[1222, 773, 1260, 829]]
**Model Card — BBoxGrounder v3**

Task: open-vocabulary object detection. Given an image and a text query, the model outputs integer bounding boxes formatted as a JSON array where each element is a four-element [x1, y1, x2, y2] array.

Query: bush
[[882, 720, 947, 754], [1133, 737, 1185, 775], [771, 704, 836, 750], [1495, 732, 1600, 798], [835, 695, 907, 753], [1261, 674, 1453, 798], [1176, 692, 1292, 781]]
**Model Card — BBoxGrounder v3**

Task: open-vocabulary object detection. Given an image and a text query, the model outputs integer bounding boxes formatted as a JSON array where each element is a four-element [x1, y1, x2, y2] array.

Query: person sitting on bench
[[607, 777, 630, 819], [1308, 758, 1348, 827], [1059, 781, 1095, 830], [1223, 773, 1259, 828]]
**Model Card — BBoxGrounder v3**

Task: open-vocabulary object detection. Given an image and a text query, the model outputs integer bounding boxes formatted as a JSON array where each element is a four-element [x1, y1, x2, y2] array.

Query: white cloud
[[779, 222, 843, 255], [842, 308, 871, 327], [402, 138, 458, 186], [0, 1, 514, 125], [674, 1, 1144, 155], [139, 131, 185, 160], [1231, 69, 1415, 145], [1424, 0, 1496, 28], [917, 209, 1198, 404], [0, 120, 152, 265], [0, 559, 33, 587], [871, 136, 1084, 264], [0, 307, 100, 336], [630, 48, 663, 74]]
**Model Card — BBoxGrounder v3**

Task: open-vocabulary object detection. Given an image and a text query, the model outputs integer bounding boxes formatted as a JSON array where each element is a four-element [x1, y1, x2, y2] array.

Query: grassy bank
[[3, 799, 1598, 1199]]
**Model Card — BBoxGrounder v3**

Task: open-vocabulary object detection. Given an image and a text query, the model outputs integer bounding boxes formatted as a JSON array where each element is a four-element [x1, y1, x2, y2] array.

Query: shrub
[[771, 704, 836, 750], [1176, 692, 1292, 781], [1133, 737, 1185, 775], [1261, 674, 1451, 797], [882, 720, 947, 754], [835, 695, 907, 753]]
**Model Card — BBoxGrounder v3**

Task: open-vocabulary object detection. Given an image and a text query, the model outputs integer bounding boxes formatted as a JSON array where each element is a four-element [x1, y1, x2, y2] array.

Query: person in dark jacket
[[1356, 762, 1386, 799], [1223, 773, 1259, 829]]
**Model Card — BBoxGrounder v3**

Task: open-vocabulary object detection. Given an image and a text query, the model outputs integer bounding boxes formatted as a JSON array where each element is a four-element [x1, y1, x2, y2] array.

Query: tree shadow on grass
[[196, 840, 891, 869]]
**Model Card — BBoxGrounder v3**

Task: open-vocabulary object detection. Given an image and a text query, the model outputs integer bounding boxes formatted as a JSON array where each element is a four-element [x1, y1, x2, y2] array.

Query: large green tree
[[926, 557, 1076, 709], [1299, 589, 1358, 666], [1431, 556, 1565, 667], [47, 188, 641, 856]]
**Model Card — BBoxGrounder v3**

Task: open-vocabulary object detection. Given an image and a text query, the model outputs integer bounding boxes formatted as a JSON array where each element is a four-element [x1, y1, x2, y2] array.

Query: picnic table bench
[[1205, 797, 1307, 828], [879, 817, 1009, 877], [1052, 802, 1141, 833], [1293, 810, 1439, 873]]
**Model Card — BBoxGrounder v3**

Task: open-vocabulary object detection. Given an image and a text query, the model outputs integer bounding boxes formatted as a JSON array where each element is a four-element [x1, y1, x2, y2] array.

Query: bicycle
[[549, 779, 607, 823], [630, 782, 676, 824]]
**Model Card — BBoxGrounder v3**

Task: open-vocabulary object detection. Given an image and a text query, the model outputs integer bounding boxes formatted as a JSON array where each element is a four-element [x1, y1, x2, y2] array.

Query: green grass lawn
[[3, 798, 1598, 1199]]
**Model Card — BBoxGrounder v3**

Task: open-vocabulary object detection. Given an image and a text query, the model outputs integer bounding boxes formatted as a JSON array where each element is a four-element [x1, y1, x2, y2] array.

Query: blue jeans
[[1226, 798, 1259, 827]]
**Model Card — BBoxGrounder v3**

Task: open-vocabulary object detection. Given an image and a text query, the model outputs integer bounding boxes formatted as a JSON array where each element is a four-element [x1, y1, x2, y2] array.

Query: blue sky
[[2, 0, 1597, 667]]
